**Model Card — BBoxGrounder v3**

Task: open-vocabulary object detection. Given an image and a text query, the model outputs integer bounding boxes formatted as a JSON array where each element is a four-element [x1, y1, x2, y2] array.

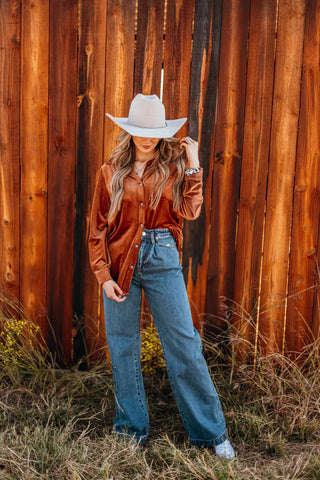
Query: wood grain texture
[[232, 0, 277, 357], [135, 0, 165, 96], [0, 1, 20, 300], [162, 0, 193, 132], [286, 0, 320, 352], [181, 0, 222, 332], [259, 0, 306, 354], [47, 0, 78, 364], [20, 0, 49, 337], [74, 0, 108, 364], [104, 0, 135, 161], [205, 0, 250, 335]]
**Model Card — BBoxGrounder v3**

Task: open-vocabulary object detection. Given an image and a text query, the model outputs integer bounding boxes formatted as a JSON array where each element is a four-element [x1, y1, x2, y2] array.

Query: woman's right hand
[[102, 280, 127, 302]]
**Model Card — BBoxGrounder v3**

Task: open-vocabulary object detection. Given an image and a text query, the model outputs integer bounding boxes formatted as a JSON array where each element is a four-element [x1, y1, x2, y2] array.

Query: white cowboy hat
[[106, 94, 187, 138]]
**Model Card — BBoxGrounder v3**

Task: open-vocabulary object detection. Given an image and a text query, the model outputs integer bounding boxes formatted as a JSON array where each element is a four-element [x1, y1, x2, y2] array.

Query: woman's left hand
[[180, 137, 200, 169]]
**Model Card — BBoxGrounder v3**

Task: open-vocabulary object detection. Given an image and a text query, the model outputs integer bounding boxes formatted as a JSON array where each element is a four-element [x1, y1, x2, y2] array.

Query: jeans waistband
[[141, 228, 171, 244]]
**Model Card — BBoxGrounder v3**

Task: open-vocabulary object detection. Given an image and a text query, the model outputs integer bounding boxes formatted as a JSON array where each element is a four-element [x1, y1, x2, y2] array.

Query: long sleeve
[[88, 167, 113, 285], [178, 168, 203, 220]]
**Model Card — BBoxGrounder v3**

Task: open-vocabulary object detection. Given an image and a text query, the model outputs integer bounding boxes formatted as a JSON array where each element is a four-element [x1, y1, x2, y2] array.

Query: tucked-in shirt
[[88, 160, 203, 295]]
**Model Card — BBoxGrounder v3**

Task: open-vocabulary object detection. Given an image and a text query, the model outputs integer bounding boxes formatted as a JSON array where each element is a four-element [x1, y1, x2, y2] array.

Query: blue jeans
[[103, 228, 227, 446]]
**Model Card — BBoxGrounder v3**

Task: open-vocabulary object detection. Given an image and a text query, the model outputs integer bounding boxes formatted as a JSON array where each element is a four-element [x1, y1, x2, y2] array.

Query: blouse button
[[140, 202, 143, 206], [135, 244, 138, 248], [130, 265, 134, 269]]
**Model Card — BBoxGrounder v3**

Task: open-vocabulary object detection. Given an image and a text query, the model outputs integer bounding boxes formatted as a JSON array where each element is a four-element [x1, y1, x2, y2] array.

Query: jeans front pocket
[[157, 235, 177, 249]]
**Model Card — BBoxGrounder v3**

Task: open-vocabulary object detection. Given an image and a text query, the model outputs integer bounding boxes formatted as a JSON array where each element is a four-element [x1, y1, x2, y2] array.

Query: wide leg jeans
[[103, 228, 227, 446]]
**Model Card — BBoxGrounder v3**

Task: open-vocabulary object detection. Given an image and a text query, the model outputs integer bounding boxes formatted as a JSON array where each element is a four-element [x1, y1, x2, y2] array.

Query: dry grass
[[0, 294, 319, 479]]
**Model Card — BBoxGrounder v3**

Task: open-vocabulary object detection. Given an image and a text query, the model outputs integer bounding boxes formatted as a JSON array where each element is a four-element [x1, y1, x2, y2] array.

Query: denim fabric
[[103, 228, 227, 446]]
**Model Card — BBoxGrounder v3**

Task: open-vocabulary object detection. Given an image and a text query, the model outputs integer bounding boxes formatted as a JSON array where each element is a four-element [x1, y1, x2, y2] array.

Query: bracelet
[[185, 167, 200, 176]]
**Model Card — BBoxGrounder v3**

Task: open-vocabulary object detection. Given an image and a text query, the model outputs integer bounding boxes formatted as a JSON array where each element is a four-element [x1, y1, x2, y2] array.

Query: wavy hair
[[107, 130, 187, 222]]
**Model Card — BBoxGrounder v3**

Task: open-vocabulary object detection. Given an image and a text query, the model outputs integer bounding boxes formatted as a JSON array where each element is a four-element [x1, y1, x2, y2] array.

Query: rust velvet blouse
[[88, 160, 203, 295]]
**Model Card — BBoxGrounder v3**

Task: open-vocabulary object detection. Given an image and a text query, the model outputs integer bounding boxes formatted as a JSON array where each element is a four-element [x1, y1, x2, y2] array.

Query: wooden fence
[[1, 0, 319, 364]]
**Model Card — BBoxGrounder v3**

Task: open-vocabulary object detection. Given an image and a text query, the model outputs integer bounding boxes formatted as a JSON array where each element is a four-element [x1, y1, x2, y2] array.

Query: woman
[[88, 94, 235, 459]]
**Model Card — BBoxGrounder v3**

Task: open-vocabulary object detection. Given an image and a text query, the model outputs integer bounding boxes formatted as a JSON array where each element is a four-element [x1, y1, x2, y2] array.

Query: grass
[[0, 294, 320, 479]]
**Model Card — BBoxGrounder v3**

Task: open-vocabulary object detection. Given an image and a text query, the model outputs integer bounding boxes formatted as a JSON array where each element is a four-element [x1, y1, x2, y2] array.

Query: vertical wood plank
[[104, 0, 136, 161], [232, 0, 277, 356], [47, 0, 78, 364], [259, 0, 306, 354], [20, 0, 49, 338], [74, 0, 108, 363], [0, 1, 20, 300], [135, 0, 165, 96], [162, 0, 194, 132], [182, 0, 222, 332], [205, 0, 250, 335], [286, 0, 320, 353]]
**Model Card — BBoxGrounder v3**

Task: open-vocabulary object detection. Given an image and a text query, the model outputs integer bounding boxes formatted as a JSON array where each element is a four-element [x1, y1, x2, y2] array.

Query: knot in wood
[[215, 152, 225, 165], [295, 184, 307, 192], [305, 248, 317, 257], [55, 136, 64, 149], [85, 43, 92, 55]]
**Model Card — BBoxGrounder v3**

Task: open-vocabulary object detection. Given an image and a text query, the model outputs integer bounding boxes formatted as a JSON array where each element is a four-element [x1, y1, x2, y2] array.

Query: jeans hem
[[190, 431, 228, 447]]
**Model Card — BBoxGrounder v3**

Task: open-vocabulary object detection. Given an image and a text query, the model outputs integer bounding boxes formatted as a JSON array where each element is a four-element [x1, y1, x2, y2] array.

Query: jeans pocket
[[157, 236, 177, 248]]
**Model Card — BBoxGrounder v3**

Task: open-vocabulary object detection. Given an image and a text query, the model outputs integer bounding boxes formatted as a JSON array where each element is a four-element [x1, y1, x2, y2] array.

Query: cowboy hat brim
[[106, 113, 187, 138]]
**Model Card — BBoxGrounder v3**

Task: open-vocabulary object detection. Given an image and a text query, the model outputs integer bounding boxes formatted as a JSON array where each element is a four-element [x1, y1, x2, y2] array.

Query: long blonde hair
[[107, 130, 187, 221]]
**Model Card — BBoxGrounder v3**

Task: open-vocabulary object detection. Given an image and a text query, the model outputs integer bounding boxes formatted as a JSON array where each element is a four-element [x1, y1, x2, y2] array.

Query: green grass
[[0, 294, 319, 479]]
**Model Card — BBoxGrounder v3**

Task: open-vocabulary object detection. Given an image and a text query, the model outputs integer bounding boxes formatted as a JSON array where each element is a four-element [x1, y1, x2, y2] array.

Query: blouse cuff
[[96, 267, 113, 286], [184, 167, 203, 180]]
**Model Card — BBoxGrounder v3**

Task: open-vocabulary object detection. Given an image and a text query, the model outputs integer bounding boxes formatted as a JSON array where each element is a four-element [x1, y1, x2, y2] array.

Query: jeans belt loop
[[150, 230, 155, 245]]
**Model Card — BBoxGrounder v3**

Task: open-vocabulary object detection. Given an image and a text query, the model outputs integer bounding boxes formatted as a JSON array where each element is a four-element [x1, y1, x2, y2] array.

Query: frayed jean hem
[[190, 431, 228, 447]]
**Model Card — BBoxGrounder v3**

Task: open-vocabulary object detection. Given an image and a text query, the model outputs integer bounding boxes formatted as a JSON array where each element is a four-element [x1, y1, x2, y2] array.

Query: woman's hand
[[103, 279, 127, 302], [180, 137, 200, 169]]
